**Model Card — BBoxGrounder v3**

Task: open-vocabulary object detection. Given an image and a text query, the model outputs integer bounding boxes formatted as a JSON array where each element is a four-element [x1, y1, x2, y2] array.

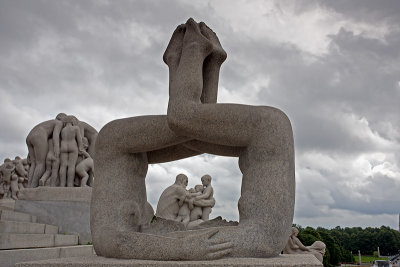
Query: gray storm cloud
[[0, 0, 399, 229]]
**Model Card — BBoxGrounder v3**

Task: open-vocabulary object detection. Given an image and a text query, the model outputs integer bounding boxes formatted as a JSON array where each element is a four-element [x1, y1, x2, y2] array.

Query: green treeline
[[295, 225, 400, 267]]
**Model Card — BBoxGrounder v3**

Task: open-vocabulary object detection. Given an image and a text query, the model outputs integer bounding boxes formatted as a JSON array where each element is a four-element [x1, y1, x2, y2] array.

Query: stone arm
[[178, 189, 189, 207], [79, 121, 98, 157], [76, 127, 84, 152], [52, 121, 63, 158], [194, 186, 213, 201], [80, 150, 91, 159], [293, 237, 310, 251]]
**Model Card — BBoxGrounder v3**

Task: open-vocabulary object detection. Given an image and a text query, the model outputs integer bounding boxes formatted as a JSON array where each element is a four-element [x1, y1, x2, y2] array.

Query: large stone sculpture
[[26, 114, 98, 188], [91, 18, 295, 260], [283, 227, 326, 263]]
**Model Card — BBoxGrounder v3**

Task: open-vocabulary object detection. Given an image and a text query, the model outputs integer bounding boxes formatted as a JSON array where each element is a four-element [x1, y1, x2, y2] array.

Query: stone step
[[0, 209, 37, 223], [0, 199, 15, 211], [0, 220, 58, 234], [0, 245, 93, 267], [0, 233, 78, 249]]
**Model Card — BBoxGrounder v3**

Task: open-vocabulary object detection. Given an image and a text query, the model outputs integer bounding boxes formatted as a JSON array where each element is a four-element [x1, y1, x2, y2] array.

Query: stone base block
[[15, 254, 322, 267], [0, 233, 78, 249], [0, 209, 37, 223], [15, 187, 92, 244], [0, 245, 93, 267], [0, 220, 57, 234], [0, 199, 15, 210]]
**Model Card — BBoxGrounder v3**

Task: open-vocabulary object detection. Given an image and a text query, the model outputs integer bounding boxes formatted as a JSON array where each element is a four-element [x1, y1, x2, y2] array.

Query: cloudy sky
[[1, 0, 399, 229]]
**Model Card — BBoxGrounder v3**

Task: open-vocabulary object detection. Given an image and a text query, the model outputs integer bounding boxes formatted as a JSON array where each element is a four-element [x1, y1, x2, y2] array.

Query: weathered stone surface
[[0, 198, 15, 210], [0, 233, 78, 249], [15, 199, 91, 243], [18, 187, 92, 202], [0, 220, 50, 234], [0, 209, 37, 223], [14, 254, 322, 267], [0, 245, 93, 267], [91, 18, 295, 260]]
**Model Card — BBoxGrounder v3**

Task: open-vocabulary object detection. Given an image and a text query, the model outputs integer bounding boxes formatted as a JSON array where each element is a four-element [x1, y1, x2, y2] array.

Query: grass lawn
[[353, 255, 389, 263]]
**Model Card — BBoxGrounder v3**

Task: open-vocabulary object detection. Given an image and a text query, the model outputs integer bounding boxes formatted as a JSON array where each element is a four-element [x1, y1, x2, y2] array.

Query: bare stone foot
[[163, 24, 185, 70], [200, 22, 227, 64], [182, 18, 213, 58], [39, 179, 44, 186]]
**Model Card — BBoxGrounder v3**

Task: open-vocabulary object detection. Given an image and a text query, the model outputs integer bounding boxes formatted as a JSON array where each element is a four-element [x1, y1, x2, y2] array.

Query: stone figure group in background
[[156, 174, 215, 230], [0, 157, 29, 200], [26, 113, 97, 188], [283, 227, 326, 263]]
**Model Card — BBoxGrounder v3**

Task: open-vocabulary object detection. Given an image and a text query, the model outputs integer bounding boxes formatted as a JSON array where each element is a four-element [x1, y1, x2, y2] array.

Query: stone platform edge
[[17, 187, 92, 202], [15, 254, 322, 267]]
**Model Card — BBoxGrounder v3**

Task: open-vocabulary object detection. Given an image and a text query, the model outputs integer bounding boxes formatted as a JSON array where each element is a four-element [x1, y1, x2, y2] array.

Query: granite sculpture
[[156, 174, 215, 229], [26, 114, 98, 188], [283, 227, 326, 263], [91, 18, 295, 260], [0, 157, 28, 200]]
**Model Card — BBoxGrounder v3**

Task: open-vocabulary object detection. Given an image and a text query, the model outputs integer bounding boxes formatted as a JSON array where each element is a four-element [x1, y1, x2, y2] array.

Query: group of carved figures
[[156, 174, 215, 230], [283, 227, 326, 263], [0, 157, 29, 199], [26, 113, 97, 188]]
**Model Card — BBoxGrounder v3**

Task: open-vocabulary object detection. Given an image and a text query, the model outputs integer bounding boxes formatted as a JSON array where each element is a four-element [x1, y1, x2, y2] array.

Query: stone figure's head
[[175, 174, 188, 188], [56, 113, 67, 121], [201, 175, 211, 186], [63, 115, 79, 126], [4, 158, 12, 163], [70, 115, 79, 126], [14, 156, 21, 160], [188, 188, 196, 193], [291, 227, 299, 236], [310, 241, 326, 254], [194, 184, 204, 192]]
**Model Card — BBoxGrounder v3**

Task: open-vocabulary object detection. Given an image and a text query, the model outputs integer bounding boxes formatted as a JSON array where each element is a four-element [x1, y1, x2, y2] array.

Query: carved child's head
[[201, 175, 211, 186], [194, 184, 204, 192]]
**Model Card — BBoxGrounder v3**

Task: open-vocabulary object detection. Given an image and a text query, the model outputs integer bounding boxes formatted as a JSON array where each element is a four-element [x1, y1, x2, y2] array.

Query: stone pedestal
[[15, 254, 322, 267], [14, 187, 92, 244]]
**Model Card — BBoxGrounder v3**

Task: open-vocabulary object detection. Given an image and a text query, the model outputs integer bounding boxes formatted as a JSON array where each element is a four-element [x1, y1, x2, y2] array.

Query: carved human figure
[[0, 159, 15, 199], [10, 174, 19, 200], [283, 227, 326, 263], [191, 175, 215, 221], [26, 113, 66, 187], [75, 148, 94, 187], [39, 138, 59, 186], [13, 156, 28, 178], [176, 184, 203, 227], [92, 18, 294, 260], [156, 174, 189, 221], [59, 115, 83, 187]]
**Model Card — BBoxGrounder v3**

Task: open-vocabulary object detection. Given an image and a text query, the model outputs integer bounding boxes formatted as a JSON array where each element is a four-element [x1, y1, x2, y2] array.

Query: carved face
[[201, 175, 211, 186]]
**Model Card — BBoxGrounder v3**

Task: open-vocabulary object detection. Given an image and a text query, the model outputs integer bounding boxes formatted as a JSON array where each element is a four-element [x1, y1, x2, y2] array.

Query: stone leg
[[67, 150, 78, 187], [26, 131, 48, 188], [49, 158, 60, 186], [59, 153, 68, 187], [166, 18, 295, 257]]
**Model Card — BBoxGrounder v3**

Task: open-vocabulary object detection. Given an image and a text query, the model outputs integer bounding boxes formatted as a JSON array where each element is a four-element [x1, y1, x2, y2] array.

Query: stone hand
[[180, 229, 234, 260]]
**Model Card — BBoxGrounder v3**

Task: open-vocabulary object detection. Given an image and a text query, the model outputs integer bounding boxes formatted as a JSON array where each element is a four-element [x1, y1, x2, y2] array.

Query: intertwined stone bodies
[[91, 18, 295, 260]]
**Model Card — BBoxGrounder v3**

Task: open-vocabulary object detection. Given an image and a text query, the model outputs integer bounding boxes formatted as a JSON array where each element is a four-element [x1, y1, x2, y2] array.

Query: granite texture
[[15, 199, 91, 243], [17, 187, 92, 202], [91, 18, 295, 260], [15, 254, 322, 267]]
